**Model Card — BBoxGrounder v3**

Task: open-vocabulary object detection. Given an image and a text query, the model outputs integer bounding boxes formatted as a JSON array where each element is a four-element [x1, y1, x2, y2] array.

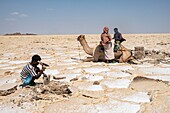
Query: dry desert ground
[[0, 34, 170, 113]]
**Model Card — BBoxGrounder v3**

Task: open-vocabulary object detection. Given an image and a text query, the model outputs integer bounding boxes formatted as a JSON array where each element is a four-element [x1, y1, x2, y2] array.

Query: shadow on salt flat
[[101, 79, 131, 88], [122, 92, 150, 103]]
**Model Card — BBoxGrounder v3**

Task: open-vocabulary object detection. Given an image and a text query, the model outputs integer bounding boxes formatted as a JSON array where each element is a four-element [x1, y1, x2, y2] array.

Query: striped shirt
[[20, 63, 37, 79]]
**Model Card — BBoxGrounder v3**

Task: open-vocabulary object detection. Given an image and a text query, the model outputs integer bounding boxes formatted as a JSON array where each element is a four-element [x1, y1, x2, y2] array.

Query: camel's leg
[[93, 45, 104, 62], [119, 50, 132, 63], [114, 51, 122, 59]]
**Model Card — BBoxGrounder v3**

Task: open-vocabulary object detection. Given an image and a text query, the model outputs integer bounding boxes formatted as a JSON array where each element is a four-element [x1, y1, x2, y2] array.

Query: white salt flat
[[30, 52, 39, 55], [44, 70, 59, 75], [83, 67, 110, 74], [3, 53, 16, 57], [70, 68, 82, 73], [158, 63, 170, 67], [54, 74, 81, 82], [134, 63, 154, 68], [101, 79, 131, 88], [95, 99, 140, 113], [1, 66, 18, 70], [9, 60, 29, 64], [144, 75, 170, 82], [82, 74, 104, 81], [0, 64, 10, 67], [86, 85, 103, 91], [66, 66, 76, 69], [103, 71, 132, 78], [122, 92, 150, 103], [0, 59, 10, 63], [0, 77, 17, 86], [41, 55, 52, 59], [139, 67, 170, 75], [0, 104, 29, 113], [110, 65, 134, 71]]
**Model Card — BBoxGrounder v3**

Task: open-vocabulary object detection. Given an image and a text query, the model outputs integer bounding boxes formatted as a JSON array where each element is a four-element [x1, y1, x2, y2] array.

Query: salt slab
[[1, 66, 18, 70], [103, 71, 131, 78], [0, 59, 10, 63], [82, 74, 104, 81], [3, 53, 16, 57], [79, 85, 104, 91], [0, 83, 17, 91], [66, 66, 76, 69], [0, 104, 29, 113], [122, 92, 150, 103], [71, 68, 82, 73], [0, 64, 10, 68], [134, 63, 153, 68], [41, 55, 52, 59], [110, 65, 134, 71], [9, 60, 28, 64], [78, 84, 104, 98], [144, 75, 170, 82], [44, 70, 59, 75], [83, 67, 110, 74], [54, 74, 81, 82], [102, 79, 131, 88], [0, 77, 17, 86], [139, 67, 170, 75], [95, 99, 140, 113]]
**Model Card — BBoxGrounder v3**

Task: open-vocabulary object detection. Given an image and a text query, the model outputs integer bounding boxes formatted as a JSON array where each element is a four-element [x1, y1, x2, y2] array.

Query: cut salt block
[[0, 83, 18, 96]]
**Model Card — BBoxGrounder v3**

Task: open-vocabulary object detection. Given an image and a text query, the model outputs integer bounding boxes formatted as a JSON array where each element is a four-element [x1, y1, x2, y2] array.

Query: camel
[[77, 35, 139, 63]]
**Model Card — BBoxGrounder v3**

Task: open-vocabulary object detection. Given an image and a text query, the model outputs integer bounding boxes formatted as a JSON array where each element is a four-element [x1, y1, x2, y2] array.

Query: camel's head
[[77, 35, 85, 41]]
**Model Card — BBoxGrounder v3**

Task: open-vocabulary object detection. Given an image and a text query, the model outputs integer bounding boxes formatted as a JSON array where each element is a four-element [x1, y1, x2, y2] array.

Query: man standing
[[20, 55, 45, 86], [100, 27, 115, 63]]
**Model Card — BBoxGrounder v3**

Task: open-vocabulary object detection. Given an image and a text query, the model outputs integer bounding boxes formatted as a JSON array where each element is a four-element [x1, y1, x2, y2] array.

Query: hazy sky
[[0, 0, 170, 35]]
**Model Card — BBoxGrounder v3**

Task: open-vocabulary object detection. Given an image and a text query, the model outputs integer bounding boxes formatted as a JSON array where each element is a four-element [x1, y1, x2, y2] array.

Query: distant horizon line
[[1, 32, 170, 36]]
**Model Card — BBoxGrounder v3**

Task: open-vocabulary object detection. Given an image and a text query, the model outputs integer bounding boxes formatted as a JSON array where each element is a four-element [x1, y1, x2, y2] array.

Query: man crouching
[[20, 55, 45, 86]]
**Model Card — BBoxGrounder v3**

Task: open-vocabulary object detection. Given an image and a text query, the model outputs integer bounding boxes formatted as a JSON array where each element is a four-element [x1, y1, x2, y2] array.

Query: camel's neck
[[78, 37, 93, 56]]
